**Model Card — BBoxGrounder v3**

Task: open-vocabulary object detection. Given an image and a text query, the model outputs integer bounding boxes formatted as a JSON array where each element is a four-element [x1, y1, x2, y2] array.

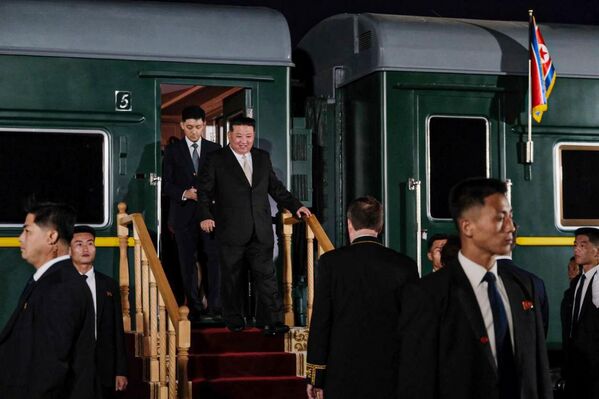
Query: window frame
[[0, 127, 111, 228], [553, 141, 599, 230], [425, 114, 490, 221]]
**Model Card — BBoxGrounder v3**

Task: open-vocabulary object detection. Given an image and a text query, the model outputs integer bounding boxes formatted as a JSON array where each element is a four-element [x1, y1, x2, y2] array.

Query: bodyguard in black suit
[[0, 203, 96, 399], [561, 227, 599, 399], [398, 178, 552, 399], [163, 106, 222, 318], [198, 116, 311, 333], [306, 196, 418, 399], [71, 225, 128, 398]]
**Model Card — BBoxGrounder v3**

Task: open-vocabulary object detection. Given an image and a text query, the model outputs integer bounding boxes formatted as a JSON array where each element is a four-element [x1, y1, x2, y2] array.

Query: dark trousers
[[174, 225, 221, 314], [219, 239, 283, 325]]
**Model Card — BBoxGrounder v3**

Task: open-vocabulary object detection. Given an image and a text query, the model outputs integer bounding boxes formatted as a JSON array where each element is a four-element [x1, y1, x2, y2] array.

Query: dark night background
[[158, 0, 599, 45]]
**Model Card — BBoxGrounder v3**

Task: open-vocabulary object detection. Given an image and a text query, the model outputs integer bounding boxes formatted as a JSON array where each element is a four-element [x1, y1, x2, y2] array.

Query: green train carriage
[[0, 0, 303, 328], [298, 13, 599, 348]]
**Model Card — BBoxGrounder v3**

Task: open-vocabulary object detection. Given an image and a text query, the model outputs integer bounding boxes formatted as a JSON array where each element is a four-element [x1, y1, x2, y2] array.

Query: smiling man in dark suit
[[163, 106, 222, 320], [198, 115, 311, 334], [70, 225, 127, 399], [306, 196, 418, 399], [398, 178, 552, 399], [0, 202, 95, 399]]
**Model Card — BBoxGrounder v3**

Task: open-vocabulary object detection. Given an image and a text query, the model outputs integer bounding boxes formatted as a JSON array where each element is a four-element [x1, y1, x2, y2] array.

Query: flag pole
[[526, 9, 534, 164]]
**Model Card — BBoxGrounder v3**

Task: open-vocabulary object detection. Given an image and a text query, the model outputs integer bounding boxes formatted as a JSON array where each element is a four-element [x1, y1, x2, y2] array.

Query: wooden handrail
[[283, 214, 334, 252], [282, 211, 335, 327], [120, 213, 181, 330], [118, 204, 191, 399]]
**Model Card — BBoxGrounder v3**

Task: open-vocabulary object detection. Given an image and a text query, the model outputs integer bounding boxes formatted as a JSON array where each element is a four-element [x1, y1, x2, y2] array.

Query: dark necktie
[[483, 272, 518, 399], [571, 273, 587, 337], [191, 143, 199, 173]]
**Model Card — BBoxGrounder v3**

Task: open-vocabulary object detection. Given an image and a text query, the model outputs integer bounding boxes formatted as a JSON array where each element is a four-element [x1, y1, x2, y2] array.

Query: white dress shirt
[[230, 146, 253, 173], [181, 136, 203, 200], [33, 254, 71, 281], [459, 252, 514, 364], [184, 136, 202, 160], [81, 267, 97, 338], [573, 264, 599, 320]]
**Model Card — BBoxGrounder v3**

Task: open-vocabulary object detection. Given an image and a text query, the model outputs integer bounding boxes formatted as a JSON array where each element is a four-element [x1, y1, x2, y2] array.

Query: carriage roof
[[0, 0, 292, 66], [298, 13, 599, 93]]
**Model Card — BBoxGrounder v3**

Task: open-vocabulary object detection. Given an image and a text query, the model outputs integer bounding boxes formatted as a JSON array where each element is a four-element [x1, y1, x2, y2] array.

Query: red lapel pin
[[522, 300, 534, 311], [480, 336, 489, 344]]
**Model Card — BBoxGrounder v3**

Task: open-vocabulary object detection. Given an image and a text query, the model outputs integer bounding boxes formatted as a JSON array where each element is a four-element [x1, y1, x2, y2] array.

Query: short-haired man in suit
[[198, 116, 311, 334], [0, 202, 96, 399], [163, 105, 222, 321], [306, 196, 418, 399], [561, 227, 599, 399], [70, 225, 127, 399], [398, 178, 552, 399]]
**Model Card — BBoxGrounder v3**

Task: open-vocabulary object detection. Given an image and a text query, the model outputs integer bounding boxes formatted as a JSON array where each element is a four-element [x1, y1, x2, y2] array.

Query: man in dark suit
[[398, 178, 552, 399], [198, 115, 311, 334], [306, 196, 418, 399], [163, 105, 222, 320], [561, 227, 599, 399], [70, 225, 128, 399], [0, 202, 96, 399]]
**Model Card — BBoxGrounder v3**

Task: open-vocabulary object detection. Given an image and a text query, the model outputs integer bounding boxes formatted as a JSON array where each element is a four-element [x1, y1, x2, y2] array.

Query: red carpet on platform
[[190, 327, 306, 399]]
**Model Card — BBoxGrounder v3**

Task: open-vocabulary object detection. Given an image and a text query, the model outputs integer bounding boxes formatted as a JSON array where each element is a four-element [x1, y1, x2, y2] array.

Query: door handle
[[408, 178, 422, 277]]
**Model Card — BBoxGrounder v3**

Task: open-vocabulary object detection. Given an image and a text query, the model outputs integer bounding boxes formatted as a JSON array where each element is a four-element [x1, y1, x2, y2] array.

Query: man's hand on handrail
[[296, 206, 312, 219], [200, 219, 215, 233]]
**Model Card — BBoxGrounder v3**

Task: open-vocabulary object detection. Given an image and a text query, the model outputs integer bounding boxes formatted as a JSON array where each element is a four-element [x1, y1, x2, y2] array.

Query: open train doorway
[[158, 83, 251, 307]]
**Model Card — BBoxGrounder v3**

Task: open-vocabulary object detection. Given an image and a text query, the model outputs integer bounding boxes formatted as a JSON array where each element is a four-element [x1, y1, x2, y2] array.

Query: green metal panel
[[0, 54, 290, 328], [290, 118, 313, 206]]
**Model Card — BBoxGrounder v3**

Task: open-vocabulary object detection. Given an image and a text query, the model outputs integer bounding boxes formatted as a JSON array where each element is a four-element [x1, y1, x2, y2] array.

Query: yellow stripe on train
[[0, 237, 135, 248]]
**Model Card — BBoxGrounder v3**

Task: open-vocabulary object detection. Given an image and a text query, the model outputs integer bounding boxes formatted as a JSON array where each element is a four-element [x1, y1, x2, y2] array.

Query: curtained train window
[[555, 143, 599, 228], [427, 116, 489, 220], [0, 128, 108, 226]]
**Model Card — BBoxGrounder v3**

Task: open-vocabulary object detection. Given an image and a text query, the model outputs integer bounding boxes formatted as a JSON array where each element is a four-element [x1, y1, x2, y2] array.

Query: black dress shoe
[[225, 316, 246, 332], [262, 322, 290, 336]]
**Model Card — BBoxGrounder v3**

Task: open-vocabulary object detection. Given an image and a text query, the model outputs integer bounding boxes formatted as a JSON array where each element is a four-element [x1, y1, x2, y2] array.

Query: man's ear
[[460, 217, 474, 239], [47, 229, 59, 245], [427, 251, 433, 261]]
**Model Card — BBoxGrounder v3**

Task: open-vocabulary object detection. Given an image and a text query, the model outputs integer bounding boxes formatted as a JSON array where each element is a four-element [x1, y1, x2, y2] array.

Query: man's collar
[[33, 254, 70, 281], [459, 251, 498, 287], [184, 136, 201, 147]]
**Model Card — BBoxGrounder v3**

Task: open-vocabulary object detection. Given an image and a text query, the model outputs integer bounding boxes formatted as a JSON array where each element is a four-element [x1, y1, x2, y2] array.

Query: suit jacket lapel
[[498, 267, 530, 373], [451, 262, 497, 372], [95, 273, 106, 324], [178, 139, 195, 175], [250, 148, 265, 187], [225, 146, 251, 187], [579, 272, 597, 320]]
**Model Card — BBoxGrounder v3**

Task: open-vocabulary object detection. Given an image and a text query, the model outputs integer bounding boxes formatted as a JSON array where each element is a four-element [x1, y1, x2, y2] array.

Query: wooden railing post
[[158, 294, 168, 399], [117, 203, 132, 332], [134, 225, 144, 337], [282, 210, 295, 326], [177, 306, 191, 399]]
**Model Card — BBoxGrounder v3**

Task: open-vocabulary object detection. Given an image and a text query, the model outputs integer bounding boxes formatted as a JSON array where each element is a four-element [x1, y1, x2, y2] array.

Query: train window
[[555, 143, 599, 228], [426, 116, 489, 219], [0, 128, 108, 227]]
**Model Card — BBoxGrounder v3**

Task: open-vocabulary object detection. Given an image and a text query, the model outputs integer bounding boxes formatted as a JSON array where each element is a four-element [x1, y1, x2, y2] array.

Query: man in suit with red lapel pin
[[71, 225, 128, 399], [163, 106, 222, 321], [398, 178, 552, 399], [561, 227, 599, 399], [0, 202, 96, 399], [198, 115, 311, 334]]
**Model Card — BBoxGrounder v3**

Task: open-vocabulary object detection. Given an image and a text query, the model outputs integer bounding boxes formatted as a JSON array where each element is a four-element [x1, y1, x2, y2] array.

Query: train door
[[410, 90, 503, 274], [157, 83, 251, 303]]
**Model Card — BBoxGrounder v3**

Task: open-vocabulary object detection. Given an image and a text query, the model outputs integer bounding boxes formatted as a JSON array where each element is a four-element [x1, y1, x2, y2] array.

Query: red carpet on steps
[[190, 327, 306, 399]]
